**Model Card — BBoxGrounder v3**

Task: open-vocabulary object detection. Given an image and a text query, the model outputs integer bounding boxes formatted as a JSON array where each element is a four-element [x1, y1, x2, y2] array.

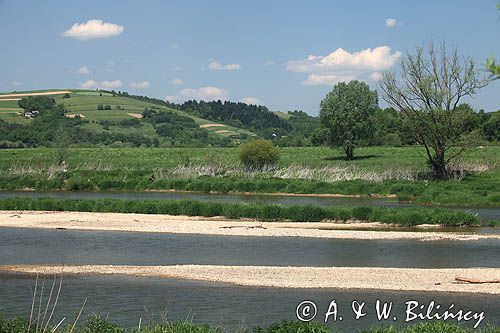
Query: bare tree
[[379, 43, 489, 179]]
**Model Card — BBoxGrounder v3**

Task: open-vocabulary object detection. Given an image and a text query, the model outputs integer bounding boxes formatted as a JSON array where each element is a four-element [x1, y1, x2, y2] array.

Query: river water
[[0, 191, 498, 330], [0, 275, 498, 331], [0, 228, 499, 268]]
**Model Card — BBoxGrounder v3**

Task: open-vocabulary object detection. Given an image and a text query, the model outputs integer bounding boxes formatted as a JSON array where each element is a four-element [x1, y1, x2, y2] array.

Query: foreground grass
[[0, 147, 499, 207], [0, 316, 498, 333], [0, 198, 480, 226]]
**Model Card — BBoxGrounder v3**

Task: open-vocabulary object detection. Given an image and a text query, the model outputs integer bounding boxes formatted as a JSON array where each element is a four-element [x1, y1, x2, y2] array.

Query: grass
[[1, 146, 497, 172], [0, 197, 480, 226], [0, 146, 498, 207], [0, 316, 498, 333]]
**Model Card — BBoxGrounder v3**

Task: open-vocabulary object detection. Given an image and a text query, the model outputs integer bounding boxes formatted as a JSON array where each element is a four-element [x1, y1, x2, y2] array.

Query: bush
[[239, 140, 279, 169]]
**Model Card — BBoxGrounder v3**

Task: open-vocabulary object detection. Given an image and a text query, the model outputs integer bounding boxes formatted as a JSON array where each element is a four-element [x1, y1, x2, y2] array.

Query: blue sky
[[0, 0, 499, 115]]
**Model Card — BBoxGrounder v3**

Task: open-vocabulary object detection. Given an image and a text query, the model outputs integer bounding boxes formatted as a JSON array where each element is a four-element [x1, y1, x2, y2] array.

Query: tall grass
[[0, 197, 479, 226], [0, 317, 498, 333]]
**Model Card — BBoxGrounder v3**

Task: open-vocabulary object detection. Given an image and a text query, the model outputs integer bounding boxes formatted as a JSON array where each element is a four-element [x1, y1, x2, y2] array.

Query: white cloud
[[385, 18, 397, 28], [63, 19, 124, 40], [80, 80, 98, 89], [129, 81, 150, 89], [369, 72, 383, 81], [11, 81, 22, 86], [170, 78, 183, 85], [100, 80, 123, 89], [264, 60, 276, 66], [287, 46, 401, 73], [302, 74, 356, 86], [166, 86, 229, 102], [208, 60, 241, 71], [286, 46, 401, 85], [80, 79, 123, 89], [240, 97, 262, 105], [78, 66, 91, 75]]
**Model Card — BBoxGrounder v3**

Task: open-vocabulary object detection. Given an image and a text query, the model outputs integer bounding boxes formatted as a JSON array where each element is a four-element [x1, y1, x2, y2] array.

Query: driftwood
[[455, 277, 500, 284], [221, 225, 267, 230]]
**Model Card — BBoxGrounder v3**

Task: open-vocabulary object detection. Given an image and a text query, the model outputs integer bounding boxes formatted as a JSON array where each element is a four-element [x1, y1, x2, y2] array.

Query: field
[[0, 146, 498, 207], [0, 89, 254, 139]]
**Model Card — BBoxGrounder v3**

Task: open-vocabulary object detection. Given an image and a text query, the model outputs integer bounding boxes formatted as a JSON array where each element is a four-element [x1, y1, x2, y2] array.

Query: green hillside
[[0, 89, 255, 144]]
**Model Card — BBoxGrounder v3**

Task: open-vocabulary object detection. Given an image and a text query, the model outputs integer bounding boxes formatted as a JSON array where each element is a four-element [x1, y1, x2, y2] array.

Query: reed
[[0, 197, 480, 226]]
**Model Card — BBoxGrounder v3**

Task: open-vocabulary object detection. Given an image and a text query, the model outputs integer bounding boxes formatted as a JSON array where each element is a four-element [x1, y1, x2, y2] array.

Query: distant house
[[24, 110, 39, 119]]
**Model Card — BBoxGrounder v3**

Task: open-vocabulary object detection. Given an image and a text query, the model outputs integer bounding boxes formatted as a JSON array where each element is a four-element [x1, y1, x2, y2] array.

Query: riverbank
[[0, 211, 497, 241], [2, 264, 499, 294]]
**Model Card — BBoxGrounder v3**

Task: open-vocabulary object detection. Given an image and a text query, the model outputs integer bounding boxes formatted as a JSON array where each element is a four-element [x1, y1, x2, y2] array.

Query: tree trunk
[[429, 148, 447, 180], [344, 145, 354, 160]]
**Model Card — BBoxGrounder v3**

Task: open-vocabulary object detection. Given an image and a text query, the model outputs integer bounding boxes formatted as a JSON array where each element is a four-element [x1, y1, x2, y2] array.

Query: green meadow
[[0, 146, 498, 207]]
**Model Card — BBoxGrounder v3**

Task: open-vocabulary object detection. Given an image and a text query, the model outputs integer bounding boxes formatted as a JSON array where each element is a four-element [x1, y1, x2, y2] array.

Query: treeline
[[282, 105, 500, 147], [177, 100, 291, 132]]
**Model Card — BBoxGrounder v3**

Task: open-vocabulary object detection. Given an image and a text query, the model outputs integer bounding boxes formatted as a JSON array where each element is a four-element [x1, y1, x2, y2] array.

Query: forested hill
[[175, 100, 292, 133]]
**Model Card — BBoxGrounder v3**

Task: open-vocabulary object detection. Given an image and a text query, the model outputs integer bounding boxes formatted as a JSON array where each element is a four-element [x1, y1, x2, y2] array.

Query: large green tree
[[319, 80, 378, 160], [380, 43, 489, 179], [485, 2, 500, 79]]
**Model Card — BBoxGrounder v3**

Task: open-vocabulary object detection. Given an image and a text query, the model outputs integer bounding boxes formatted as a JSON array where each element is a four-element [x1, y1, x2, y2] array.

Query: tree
[[319, 80, 378, 160], [485, 2, 500, 79], [18, 96, 55, 111], [54, 127, 71, 166], [380, 43, 489, 179], [483, 112, 500, 141]]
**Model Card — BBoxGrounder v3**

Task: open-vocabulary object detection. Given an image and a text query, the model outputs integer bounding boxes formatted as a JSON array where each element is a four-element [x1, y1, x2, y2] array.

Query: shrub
[[239, 140, 279, 169]]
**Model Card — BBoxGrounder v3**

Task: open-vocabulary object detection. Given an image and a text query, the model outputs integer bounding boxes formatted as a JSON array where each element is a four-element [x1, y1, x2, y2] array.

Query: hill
[[0, 89, 255, 147]]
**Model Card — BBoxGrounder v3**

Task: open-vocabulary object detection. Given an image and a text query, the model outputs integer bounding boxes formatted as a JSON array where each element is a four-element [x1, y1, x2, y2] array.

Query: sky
[[0, 0, 499, 115]]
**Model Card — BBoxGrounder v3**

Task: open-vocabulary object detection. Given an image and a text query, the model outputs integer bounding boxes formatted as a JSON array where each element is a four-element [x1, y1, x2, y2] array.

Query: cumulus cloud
[[169, 78, 183, 85], [208, 60, 241, 71], [78, 66, 91, 75], [368, 72, 383, 81], [240, 97, 262, 105], [286, 46, 401, 86], [129, 81, 150, 89], [385, 18, 397, 28], [80, 80, 98, 89], [63, 19, 124, 40], [80, 79, 123, 89], [100, 80, 123, 88], [166, 86, 228, 102], [302, 74, 356, 86]]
